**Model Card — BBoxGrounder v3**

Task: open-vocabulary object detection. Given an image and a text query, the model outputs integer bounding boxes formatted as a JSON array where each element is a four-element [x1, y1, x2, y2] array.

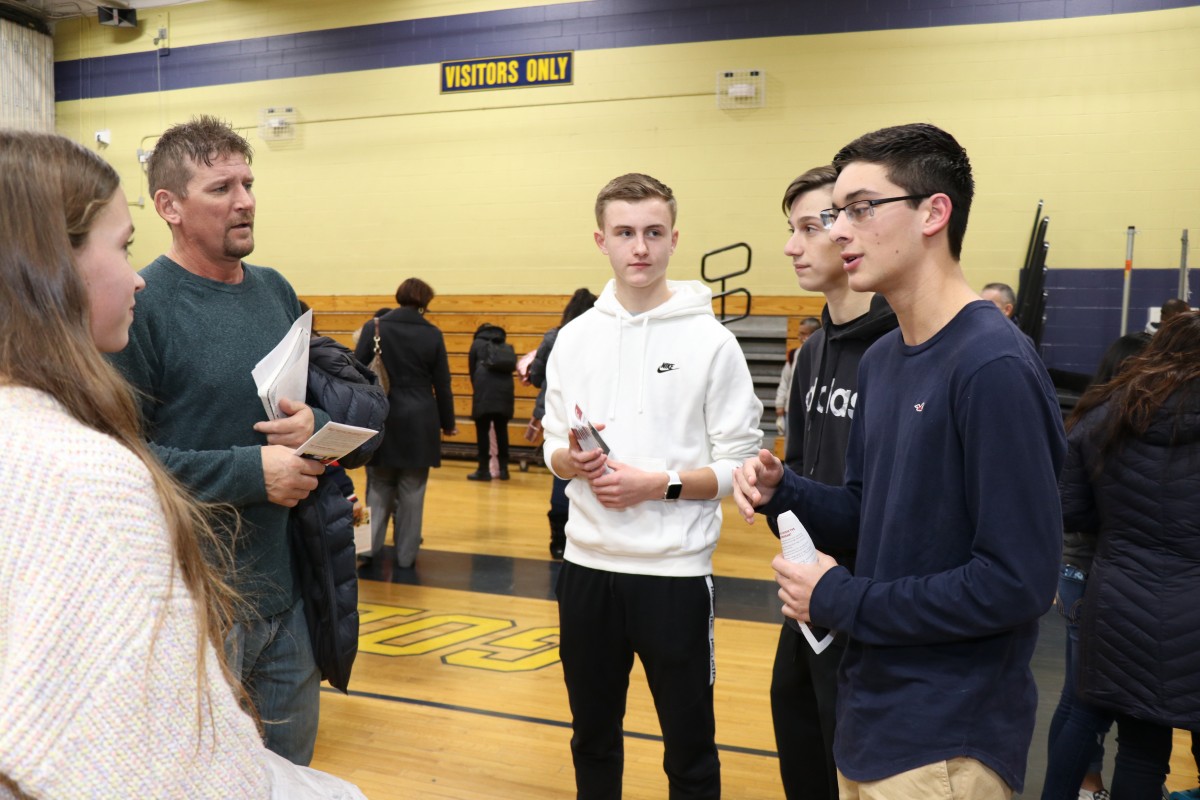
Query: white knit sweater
[[0, 387, 270, 798]]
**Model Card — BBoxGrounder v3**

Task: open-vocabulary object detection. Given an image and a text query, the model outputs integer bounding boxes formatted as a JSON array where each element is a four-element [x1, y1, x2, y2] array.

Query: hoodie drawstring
[[608, 313, 622, 420], [608, 314, 651, 417], [637, 315, 649, 414]]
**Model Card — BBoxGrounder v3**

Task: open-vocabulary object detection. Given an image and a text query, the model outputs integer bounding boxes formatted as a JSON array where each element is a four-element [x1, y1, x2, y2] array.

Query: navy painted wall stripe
[[1040, 267, 1196, 375], [55, 0, 1200, 102]]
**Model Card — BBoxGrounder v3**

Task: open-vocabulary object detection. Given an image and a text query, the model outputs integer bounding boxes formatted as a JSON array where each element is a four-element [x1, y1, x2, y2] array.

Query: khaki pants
[[838, 757, 1012, 800]]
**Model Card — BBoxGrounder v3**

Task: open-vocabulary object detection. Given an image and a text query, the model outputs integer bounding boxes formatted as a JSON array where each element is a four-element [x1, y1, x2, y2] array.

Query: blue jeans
[[227, 597, 321, 765], [1041, 565, 1114, 800]]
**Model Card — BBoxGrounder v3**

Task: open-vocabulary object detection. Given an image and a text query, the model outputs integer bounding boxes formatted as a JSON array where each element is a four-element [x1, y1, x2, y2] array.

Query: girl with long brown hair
[[0, 132, 363, 798], [1059, 310, 1200, 798]]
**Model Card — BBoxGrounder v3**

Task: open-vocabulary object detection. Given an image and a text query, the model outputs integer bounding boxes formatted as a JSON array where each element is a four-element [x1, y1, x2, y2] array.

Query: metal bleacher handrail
[[701, 242, 753, 324]]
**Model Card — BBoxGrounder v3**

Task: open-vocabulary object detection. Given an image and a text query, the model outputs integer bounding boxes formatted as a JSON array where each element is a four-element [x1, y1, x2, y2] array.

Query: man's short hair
[[1161, 297, 1190, 322], [799, 316, 821, 332], [781, 165, 838, 216], [982, 282, 1016, 308], [833, 123, 975, 261], [148, 115, 254, 198], [395, 277, 435, 309], [595, 173, 676, 229]]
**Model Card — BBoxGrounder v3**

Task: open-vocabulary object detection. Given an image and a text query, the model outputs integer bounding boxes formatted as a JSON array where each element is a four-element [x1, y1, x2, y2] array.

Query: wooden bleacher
[[305, 295, 567, 469], [302, 294, 825, 468]]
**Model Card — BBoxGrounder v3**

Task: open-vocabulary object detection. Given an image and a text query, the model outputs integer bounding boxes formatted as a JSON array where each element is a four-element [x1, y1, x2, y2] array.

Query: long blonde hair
[[0, 130, 245, 732]]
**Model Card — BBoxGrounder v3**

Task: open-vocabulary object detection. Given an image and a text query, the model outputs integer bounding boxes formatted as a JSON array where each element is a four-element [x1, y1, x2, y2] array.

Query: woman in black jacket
[[1060, 310, 1200, 798], [353, 278, 456, 568], [467, 322, 515, 481]]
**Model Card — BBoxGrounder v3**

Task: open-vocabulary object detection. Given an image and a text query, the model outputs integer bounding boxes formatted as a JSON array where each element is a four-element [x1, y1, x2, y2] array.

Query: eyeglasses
[[819, 195, 931, 229]]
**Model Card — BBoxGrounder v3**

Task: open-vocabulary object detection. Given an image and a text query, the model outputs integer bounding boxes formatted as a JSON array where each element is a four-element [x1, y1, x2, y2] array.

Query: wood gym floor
[[311, 460, 1197, 798]]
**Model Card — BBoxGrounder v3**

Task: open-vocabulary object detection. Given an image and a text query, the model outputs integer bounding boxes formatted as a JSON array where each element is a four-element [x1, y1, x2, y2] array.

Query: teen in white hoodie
[[542, 173, 762, 799]]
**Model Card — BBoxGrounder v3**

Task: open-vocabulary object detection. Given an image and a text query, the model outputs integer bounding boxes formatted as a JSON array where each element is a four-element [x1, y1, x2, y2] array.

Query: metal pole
[[1120, 226, 1136, 334], [1180, 229, 1190, 300]]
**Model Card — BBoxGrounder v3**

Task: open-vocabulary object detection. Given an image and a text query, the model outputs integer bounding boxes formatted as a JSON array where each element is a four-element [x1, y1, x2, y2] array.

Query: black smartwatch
[[663, 470, 683, 501]]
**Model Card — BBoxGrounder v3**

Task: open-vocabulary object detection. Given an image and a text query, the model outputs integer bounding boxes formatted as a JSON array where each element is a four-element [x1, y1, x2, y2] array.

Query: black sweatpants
[[770, 622, 844, 800], [556, 561, 720, 800]]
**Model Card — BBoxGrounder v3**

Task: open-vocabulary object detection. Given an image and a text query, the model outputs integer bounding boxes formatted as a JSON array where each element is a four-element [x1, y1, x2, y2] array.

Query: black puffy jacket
[[468, 323, 515, 419], [291, 336, 388, 693], [1064, 390, 1200, 727], [307, 336, 387, 468]]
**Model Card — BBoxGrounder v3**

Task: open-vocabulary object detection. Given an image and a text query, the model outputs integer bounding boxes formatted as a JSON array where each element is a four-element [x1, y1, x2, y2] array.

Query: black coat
[[468, 323, 515, 420], [308, 335, 387, 469], [529, 326, 558, 421], [353, 307, 455, 469], [1063, 390, 1200, 727], [292, 336, 388, 693]]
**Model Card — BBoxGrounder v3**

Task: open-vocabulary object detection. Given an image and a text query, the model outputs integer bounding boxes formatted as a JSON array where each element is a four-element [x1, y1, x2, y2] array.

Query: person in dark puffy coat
[[527, 289, 596, 556], [466, 322, 514, 481], [353, 278, 455, 569], [1060, 310, 1200, 799], [1041, 330, 1152, 800]]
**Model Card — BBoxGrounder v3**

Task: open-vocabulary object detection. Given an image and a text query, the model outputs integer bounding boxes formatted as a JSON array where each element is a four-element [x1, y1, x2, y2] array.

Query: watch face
[[666, 481, 683, 500]]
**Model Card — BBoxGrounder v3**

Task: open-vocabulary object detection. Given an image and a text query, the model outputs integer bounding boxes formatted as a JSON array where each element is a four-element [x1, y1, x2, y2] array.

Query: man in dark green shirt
[[109, 116, 326, 765]]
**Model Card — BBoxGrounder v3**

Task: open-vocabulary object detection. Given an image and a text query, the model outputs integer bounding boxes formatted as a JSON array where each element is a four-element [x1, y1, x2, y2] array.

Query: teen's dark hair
[[561, 288, 597, 327], [1067, 311, 1200, 462], [395, 278, 435, 310], [833, 123, 974, 261], [781, 165, 837, 216]]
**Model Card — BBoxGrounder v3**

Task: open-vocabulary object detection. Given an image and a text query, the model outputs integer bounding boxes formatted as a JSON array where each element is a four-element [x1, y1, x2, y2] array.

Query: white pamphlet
[[252, 309, 313, 420], [570, 402, 611, 469], [294, 421, 378, 464], [777, 510, 836, 655]]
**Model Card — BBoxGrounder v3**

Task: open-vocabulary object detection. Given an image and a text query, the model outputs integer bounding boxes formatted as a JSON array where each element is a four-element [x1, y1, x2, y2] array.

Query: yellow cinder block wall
[[53, 3, 1200, 296]]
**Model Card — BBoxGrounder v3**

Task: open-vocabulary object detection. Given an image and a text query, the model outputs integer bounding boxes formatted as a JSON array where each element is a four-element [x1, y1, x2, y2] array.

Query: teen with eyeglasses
[[734, 123, 1065, 799], [763, 165, 897, 800]]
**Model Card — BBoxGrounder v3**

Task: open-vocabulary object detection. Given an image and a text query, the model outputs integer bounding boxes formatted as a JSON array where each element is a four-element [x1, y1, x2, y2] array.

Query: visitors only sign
[[441, 51, 573, 93]]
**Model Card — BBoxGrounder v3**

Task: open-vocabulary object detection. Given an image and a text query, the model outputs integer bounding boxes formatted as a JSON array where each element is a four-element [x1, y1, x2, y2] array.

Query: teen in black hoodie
[[770, 166, 897, 800]]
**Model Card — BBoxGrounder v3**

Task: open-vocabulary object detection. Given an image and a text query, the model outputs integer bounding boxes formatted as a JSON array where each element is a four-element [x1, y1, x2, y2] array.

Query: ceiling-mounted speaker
[[97, 7, 138, 28]]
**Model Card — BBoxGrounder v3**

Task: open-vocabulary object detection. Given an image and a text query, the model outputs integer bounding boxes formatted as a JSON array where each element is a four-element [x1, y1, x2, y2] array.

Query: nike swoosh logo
[[657, 364, 678, 373]]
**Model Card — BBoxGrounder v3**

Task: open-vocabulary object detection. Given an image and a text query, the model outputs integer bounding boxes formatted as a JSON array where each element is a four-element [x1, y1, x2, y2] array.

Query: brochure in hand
[[294, 421, 379, 465], [777, 510, 836, 654], [570, 402, 610, 456]]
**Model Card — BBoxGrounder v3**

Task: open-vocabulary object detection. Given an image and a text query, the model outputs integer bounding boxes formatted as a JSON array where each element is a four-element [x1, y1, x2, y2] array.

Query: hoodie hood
[[592, 278, 715, 321], [472, 323, 506, 343], [823, 293, 897, 342], [591, 279, 716, 417]]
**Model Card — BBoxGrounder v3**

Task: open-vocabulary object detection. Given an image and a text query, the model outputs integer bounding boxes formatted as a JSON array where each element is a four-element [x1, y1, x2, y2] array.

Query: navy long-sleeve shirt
[[759, 301, 1065, 793]]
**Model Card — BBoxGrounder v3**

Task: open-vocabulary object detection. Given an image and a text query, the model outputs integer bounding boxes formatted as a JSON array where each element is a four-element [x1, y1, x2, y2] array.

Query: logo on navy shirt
[[914, 403, 925, 412], [657, 363, 678, 373]]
